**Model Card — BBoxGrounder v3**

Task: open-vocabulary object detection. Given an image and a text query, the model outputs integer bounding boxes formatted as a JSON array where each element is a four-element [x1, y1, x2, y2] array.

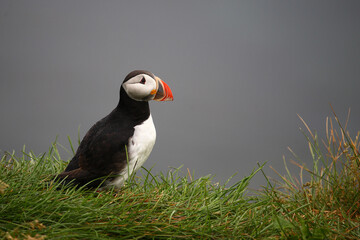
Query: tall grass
[[260, 110, 360, 239], [1, 111, 359, 239], [0, 143, 266, 239]]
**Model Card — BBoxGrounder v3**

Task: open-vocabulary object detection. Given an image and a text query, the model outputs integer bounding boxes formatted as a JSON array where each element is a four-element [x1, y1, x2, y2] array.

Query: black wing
[[56, 114, 134, 187]]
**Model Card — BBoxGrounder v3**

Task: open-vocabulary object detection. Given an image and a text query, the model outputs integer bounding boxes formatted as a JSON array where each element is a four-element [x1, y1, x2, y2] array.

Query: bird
[[55, 70, 173, 189]]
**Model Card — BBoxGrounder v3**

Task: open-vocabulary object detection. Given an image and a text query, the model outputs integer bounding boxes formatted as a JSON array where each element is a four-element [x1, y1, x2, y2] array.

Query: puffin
[[56, 70, 173, 189]]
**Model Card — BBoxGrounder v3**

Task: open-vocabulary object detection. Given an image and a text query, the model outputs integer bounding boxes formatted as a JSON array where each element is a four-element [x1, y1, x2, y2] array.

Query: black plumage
[[56, 70, 155, 188]]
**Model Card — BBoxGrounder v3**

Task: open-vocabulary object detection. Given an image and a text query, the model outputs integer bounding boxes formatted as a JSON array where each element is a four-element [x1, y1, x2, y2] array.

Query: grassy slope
[[1, 114, 360, 239]]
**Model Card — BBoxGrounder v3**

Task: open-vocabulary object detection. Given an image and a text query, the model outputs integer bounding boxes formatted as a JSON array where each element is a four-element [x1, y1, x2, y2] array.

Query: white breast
[[109, 114, 156, 188]]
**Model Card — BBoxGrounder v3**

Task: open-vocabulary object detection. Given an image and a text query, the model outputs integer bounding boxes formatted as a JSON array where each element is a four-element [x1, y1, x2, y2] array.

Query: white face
[[122, 74, 157, 101]]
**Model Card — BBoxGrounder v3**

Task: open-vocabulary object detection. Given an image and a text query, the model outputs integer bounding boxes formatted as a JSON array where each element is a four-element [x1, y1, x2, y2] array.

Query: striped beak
[[153, 76, 174, 101]]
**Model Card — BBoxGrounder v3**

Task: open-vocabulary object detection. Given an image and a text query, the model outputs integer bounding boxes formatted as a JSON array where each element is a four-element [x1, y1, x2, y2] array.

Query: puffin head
[[122, 70, 173, 102]]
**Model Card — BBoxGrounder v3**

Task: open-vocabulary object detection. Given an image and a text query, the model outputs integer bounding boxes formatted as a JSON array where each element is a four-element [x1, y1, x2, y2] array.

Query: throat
[[116, 87, 151, 122]]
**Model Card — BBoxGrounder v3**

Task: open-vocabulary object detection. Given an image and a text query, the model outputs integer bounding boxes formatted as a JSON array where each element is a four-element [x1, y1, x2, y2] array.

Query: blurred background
[[1, 1, 360, 188]]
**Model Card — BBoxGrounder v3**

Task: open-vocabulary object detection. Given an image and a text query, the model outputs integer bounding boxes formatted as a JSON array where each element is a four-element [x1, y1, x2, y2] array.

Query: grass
[[1, 111, 360, 239]]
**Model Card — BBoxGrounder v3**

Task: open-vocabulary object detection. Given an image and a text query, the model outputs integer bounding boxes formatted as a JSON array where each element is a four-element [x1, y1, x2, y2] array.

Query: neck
[[115, 87, 150, 122]]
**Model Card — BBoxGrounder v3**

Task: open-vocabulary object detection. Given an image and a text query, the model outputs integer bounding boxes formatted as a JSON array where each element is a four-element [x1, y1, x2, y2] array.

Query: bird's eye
[[140, 77, 146, 84]]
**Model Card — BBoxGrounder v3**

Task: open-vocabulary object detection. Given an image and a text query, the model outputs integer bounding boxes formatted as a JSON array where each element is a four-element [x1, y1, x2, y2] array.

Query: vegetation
[[1, 112, 359, 239]]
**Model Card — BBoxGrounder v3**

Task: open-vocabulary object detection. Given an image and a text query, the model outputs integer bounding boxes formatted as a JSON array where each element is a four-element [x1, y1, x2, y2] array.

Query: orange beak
[[153, 76, 174, 101]]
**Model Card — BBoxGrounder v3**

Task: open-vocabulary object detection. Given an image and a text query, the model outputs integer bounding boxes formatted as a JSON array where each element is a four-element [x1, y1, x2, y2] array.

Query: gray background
[[1, 1, 360, 188]]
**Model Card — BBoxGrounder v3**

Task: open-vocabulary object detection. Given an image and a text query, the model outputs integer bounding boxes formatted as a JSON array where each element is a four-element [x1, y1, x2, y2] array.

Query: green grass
[[1, 112, 360, 239]]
